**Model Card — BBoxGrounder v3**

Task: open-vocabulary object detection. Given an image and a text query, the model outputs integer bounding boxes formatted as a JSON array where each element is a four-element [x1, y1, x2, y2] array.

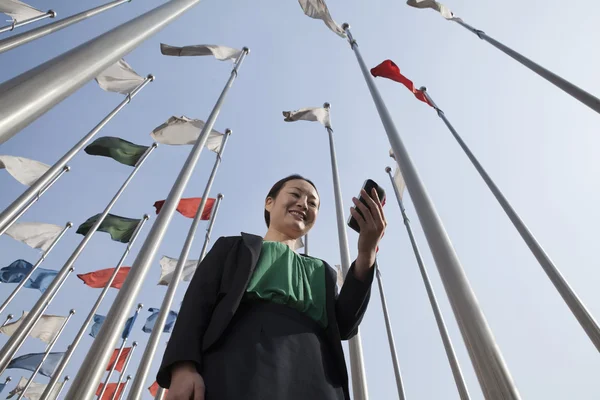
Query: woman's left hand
[[350, 188, 387, 277]]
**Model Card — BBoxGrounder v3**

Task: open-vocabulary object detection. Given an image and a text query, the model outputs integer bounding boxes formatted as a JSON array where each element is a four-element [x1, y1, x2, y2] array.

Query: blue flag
[[142, 308, 178, 334], [0, 260, 58, 293], [0, 382, 5, 394], [7, 352, 64, 377], [89, 314, 135, 339]]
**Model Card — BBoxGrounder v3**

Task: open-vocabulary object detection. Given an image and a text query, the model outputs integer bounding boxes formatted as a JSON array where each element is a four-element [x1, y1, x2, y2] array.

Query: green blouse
[[244, 241, 328, 328]]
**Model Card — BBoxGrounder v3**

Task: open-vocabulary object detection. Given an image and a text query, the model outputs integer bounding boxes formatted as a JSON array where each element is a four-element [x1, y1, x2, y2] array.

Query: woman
[[158, 175, 386, 400]]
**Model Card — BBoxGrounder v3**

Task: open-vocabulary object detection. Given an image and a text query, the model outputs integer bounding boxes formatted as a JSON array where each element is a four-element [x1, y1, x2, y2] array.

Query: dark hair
[[264, 174, 318, 227]]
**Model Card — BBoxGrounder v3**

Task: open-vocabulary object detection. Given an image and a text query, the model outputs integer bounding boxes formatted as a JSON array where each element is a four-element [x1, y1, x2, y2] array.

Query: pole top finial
[[68, 267, 74, 272], [69, 309, 76, 314], [133, 341, 138, 346], [137, 303, 144, 309], [225, 128, 232, 135], [7, 314, 13, 319], [217, 193, 224, 199], [48, 10, 57, 18], [5, 377, 11, 382], [151, 142, 158, 149], [143, 214, 150, 220], [65, 376, 70, 381], [342, 22, 350, 30], [66, 221, 73, 228], [243, 47, 250, 54], [385, 166, 392, 173], [64, 165, 71, 172], [323, 102, 331, 109], [147, 74, 155, 81], [419, 86, 427, 92], [126, 375, 132, 380]]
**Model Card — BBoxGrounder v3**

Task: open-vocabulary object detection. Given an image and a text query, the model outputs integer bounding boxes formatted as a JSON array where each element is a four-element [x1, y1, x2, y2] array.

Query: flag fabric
[[0, 0, 45, 22], [153, 197, 215, 220], [0, 260, 57, 293], [150, 115, 224, 151], [282, 107, 331, 128], [6, 377, 64, 400], [157, 256, 198, 286], [335, 265, 344, 289], [89, 314, 136, 339], [298, 0, 345, 37], [77, 267, 131, 289], [1, 311, 66, 344], [95, 382, 126, 400], [4, 222, 63, 252], [106, 347, 132, 372], [95, 59, 144, 94], [84, 136, 149, 167], [393, 165, 406, 200], [0, 155, 50, 186], [148, 381, 166, 397], [406, 0, 459, 20], [76, 214, 140, 243], [0, 381, 5, 394], [160, 43, 242, 62], [142, 308, 178, 334], [7, 352, 64, 377], [371, 60, 432, 106]]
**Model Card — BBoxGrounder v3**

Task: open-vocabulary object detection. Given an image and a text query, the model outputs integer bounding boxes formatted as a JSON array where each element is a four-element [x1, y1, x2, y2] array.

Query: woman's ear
[[265, 197, 274, 213]]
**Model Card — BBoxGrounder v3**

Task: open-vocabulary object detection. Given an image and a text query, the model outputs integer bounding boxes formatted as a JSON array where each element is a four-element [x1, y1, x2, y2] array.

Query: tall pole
[[0, 144, 157, 373], [386, 165, 471, 400], [119, 376, 132, 400], [422, 88, 600, 352], [153, 388, 166, 400], [0, 10, 56, 35], [374, 268, 406, 400], [40, 218, 150, 400], [453, 20, 600, 116], [304, 233, 309, 255], [110, 342, 138, 400], [323, 102, 369, 400], [16, 309, 75, 400], [0, 0, 130, 54], [0, 76, 153, 233], [127, 130, 232, 399], [343, 23, 520, 398], [0, 221, 73, 315], [64, 49, 248, 400], [198, 193, 224, 261], [54, 376, 70, 399]]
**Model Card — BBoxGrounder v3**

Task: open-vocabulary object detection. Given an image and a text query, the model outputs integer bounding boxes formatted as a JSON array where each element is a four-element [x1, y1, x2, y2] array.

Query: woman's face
[[265, 179, 320, 238]]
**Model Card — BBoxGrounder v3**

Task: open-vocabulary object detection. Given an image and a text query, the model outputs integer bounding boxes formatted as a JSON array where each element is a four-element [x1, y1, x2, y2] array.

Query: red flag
[[77, 267, 131, 289], [106, 347, 132, 372], [153, 197, 216, 219], [96, 382, 126, 400], [370, 60, 432, 106], [149, 381, 168, 397]]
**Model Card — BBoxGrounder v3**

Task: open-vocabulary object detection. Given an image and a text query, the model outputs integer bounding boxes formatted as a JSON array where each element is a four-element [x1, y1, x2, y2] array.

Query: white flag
[[298, 0, 345, 37], [95, 59, 144, 94], [158, 256, 199, 286], [4, 222, 63, 252], [393, 165, 406, 199], [282, 107, 331, 128], [0, 155, 49, 186], [335, 264, 344, 288], [8, 377, 63, 400], [1, 311, 66, 344], [406, 0, 460, 21], [0, 0, 45, 22], [160, 43, 242, 62], [150, 116, 223, 152]]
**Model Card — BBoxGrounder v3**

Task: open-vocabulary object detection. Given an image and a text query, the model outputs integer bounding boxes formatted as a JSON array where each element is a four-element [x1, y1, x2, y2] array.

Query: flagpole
[[1, 314, 13, 328], [386, 165, 470, 400], [198, 193, 224, 261], [16, 309, 75, 400], [110, 341, 138, 400], [452, 20, 600, 115], [127, 130, 232, 399], [0, 10, 56, 35], [39, 216, 150, 400], [0, 0, 130, 54], [0, 143, 157, 374], [304, 233, 309, 255], [153, 388, 166, 400], [343, 23, 521, 398], [120, 376, 132, 400], [1, 166, 71, 236], [65, 48, 248, 400], [0, 221, 73, 315], [54, 376, 69, 399], [421, 88, 600, 352], [323, 102, 369, 400]]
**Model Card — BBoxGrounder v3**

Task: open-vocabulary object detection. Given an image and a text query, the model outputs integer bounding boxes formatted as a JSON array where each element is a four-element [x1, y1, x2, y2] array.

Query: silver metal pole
[[16, 309, 75, 400], [0, 143, 156, 373], [304, 233, 309, 255], [453, 20, 600, 115], [119, 376, 132, 400], [127, 130, 232, 399], [98, 338, 127, 400], [323, 103, 369, 400], [153, 388, 166, 400], [2, 376, 12, 391], [343, 23, 520, 398], [198, 193, 224, 261], [65, 48, 248, 400], [0, 76, 153, 232], [0, 10, 56, 34], [422, 88, 600, 352], [54, 376, 70, 399], [110, 342, 138, 400], [1, 314, 13, 328], [0, 221, 72, 315], [0, 0, 129, 54], [375, 267, 406, 400], [386, 165, 470, 400], [39, 218, 149, 400], [1, 166, 70, 236]]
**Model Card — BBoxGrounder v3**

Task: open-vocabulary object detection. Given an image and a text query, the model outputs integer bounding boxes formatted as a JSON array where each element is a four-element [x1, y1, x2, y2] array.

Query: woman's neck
[[263, 229, 299, 250]]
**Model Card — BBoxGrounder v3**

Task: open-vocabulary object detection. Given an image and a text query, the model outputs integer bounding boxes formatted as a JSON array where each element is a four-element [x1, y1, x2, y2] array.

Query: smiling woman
[[157, 174, 386, 400]]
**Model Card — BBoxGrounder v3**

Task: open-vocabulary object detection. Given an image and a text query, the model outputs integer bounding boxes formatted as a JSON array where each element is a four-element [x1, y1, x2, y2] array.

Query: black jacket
[[157, 233, 375, 399]]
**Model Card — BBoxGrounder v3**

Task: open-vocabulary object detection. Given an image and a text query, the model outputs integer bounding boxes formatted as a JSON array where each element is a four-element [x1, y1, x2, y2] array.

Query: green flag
[[84, 136, 149, 167], [76, 214, 140, 243]]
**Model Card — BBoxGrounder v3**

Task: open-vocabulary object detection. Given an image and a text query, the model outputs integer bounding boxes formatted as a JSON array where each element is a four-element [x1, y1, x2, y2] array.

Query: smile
[[288, 210, 306, 221]]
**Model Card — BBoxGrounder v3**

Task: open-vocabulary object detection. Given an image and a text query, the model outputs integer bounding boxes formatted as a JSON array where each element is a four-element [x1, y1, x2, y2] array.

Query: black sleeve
[[156, 237, 231, 388], [335, 261, 376, 340]]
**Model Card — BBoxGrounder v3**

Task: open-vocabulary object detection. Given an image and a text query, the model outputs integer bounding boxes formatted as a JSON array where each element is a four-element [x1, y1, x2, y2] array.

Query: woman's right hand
[[166, 361, 205, 400]]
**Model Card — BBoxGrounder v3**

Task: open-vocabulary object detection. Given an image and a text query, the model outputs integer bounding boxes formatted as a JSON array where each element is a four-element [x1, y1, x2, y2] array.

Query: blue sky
[[2, 0, 600, 398]]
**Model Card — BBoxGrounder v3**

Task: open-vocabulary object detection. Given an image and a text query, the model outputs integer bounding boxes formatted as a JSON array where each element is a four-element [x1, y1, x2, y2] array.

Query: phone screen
[[347, 179, 386, 233]]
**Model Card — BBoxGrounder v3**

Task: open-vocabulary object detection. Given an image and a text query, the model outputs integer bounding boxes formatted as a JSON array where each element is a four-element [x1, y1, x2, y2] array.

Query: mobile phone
[[347, 179, 386, 233]]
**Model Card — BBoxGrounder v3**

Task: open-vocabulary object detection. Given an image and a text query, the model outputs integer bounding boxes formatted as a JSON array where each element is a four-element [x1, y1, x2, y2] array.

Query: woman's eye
[[291, 192, 300, 197], [309, 202, 317, 207]]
